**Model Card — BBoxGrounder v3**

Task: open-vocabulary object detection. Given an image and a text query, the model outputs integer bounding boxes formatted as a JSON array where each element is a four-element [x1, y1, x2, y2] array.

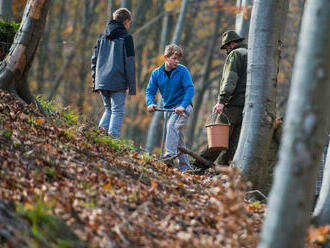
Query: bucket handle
[[206, 112, 231, 126]]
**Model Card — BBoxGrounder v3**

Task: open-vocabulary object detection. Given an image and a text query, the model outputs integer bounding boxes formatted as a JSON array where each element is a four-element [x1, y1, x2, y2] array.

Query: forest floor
[[0, 90, 327, 248]]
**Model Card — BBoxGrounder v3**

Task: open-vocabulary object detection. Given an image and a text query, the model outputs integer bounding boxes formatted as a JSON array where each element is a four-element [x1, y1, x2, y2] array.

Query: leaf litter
[[0, 90, 328, 248]]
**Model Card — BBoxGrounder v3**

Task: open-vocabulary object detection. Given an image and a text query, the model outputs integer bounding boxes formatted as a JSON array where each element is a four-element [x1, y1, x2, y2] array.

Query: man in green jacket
[[194, 30, 247, 169]]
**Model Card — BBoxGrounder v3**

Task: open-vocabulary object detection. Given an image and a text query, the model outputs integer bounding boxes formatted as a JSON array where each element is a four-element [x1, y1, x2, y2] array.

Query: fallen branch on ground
[[178, 146, 214, 168]]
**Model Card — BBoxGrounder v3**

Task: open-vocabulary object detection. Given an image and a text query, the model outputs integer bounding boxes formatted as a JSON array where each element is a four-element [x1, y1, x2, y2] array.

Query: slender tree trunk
[[76, 0, 99, 112], [0, 0, 12, 22], [107, 0, 115, 19], [145, 7, 172, 153], [48, 0, 86, 102], [130, 0, 151, 32], [53, 0, 65, 72], [120, 0, 131, 10], [232, 0, 289, 194], [180, 0, 201, 66], [235, 0, 252, 38], [171, 0, 189, 45], [313, 137, 330, 226], [62, 2, 79, 106], [145, 0, 189, 153], [0, 0, 52, 105], [152, 0, 164, 54], [130, 0, 152, 87], [187, 10, 221, 148], [36, 3, 54, 93], [121, 0, 154, 140], [47, 48, 75, 101], [258, 1, 330, 247]]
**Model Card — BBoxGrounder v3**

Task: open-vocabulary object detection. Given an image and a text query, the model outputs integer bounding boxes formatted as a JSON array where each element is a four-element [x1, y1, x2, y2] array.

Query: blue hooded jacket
[[91, 20, 136, 95]]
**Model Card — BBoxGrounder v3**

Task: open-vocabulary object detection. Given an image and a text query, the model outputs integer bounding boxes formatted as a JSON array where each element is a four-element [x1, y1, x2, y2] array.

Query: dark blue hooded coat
[[91, 20, 136, 95]]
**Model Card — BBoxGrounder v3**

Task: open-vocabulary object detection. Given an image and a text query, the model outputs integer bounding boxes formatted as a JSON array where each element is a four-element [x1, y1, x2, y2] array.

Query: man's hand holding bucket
[[213, 103, 224, 114]]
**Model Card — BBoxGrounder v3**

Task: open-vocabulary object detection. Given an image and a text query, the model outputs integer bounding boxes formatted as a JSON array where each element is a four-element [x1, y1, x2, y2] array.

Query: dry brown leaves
[[1, 90, 325, 248]]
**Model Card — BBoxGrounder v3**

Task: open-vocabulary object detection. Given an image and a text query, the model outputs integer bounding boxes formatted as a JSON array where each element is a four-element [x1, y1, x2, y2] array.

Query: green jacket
[[218, 44, 247, 107]]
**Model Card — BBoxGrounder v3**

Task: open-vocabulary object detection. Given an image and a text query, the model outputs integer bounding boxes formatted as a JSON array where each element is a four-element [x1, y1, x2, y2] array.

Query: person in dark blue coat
[[91, 8, 136, 138]]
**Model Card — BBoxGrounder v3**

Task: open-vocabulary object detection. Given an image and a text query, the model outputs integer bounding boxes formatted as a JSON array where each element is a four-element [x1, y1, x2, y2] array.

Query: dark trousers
[[193, 106, 243, 169]]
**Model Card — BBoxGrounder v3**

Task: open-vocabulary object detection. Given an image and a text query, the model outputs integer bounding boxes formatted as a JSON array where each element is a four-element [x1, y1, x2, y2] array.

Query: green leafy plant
[[17, 200, 51, 236], [17, 200, 88, 247], [0, 20, 20, 60], [36, 95, 56, 113], [0, 128, 12, 138], [0, 20, 20, 32], [61, 107, 79, 126], [44, 168, 59, 179], [90, 133, 136, 154]]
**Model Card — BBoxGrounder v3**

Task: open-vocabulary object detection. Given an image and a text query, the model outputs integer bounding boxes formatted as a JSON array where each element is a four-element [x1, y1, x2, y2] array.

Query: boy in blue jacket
[[146, 44, 194, 171], [91, 8, 136, 139]]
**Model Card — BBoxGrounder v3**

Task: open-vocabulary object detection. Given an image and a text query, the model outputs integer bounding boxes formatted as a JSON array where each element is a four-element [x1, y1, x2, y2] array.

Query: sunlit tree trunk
[[258, 1, 330, 247], [186, 10, 221, 147], [313, 138, 330, 226], [0, 0, 52, 106], [233, 0, 289, 194], [235, 0, 252, 38], [0, 0, 12, 22], [145, 0, 189, 153]]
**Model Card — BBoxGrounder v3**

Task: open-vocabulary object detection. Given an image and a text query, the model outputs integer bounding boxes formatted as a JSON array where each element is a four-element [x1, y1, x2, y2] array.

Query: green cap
[[220, 30, 244, 49]]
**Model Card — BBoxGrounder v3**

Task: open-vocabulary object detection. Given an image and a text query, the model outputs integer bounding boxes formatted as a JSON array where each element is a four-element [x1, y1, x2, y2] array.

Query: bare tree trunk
[[35, 2, 54, 93], [130, 0, 151, 32], [130, 0, 152, 87], [186, 10, 221, 147], [171, 0, 189, 45], [62, 2, 79, 106], [233, 0, 289, 194], [180, 0, 201, 66], [76, 0, 99, 112], [52, 0, 65, 74], [0, 0, 52, 105], [48, 0, 80, 102], [235, 0, 252, 38], [47, 48, 75, 101], [258, 1, 330, 247], [313, 138, 330, 226], [107, 0, 115, 20], [120, 0, 131, 10], [145, 8, 172, 153], [145, 0, 189, 153], [152, 0, 165, 54], [0, 0, 12, 22]]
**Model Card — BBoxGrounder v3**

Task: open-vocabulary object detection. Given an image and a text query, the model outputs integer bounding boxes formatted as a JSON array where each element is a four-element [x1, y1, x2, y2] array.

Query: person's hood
[[104, 20, 128, 40]]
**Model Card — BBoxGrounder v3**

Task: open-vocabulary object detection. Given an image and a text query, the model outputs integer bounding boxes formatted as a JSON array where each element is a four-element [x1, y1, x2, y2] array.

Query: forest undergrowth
[[0, 90, 327, 248]]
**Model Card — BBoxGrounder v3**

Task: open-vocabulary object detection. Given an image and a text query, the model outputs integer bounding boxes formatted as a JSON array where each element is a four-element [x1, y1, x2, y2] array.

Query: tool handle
[[154, 108, 175, 112]]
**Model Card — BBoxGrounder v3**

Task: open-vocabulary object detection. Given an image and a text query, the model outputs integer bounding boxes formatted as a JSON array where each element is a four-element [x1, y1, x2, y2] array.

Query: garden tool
[[154, 108, 174, 157]]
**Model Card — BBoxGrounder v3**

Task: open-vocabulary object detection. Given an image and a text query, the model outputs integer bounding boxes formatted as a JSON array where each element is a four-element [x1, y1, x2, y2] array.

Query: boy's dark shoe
[[160, 154, 180, 168], [191, 159, 211, 171]]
